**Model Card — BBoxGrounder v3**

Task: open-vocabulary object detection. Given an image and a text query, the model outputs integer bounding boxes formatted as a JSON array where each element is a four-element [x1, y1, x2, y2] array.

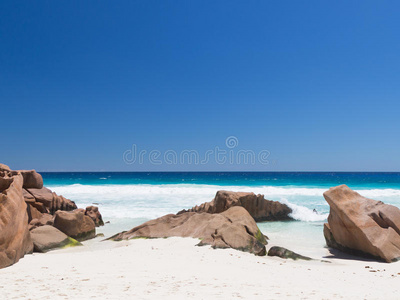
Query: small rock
[[267, 246, 312, 261], [85, 206, 104, 227]]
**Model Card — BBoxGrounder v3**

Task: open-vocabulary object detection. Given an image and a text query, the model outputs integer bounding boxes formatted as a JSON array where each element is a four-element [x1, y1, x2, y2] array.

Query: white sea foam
[[280, 198, 329, 222], [48, 184, 400, 221]]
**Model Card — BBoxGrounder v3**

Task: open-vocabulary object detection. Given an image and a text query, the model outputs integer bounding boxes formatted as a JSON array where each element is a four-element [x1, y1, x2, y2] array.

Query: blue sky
[[1, 1, 399, 171]]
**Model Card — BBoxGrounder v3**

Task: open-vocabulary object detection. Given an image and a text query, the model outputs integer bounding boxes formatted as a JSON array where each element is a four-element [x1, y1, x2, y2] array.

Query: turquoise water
[[43, 172, 400, 255], [42, 172, 400, 189], [43, 172, 400, 219]]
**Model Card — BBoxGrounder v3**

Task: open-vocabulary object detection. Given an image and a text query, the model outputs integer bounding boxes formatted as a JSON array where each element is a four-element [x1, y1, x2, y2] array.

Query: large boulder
[[30, 225, 81, 253], [179, 190, 292, 222], [17, 170, 43, 189], [111, 206, 267, 256], [323, 185, 400, 263], [85, 206, 104, 227], [0, 171, 33, 269], [53, 209, 96, 241]]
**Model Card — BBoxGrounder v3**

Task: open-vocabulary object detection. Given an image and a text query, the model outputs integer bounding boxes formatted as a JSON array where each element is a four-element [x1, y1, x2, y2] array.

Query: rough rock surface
[[30, 201, 49, 214], [29, 214, 54, 231], [0, 171, 33, 268], [85, 206, 104, 227], [17, 170, 43, 189], [323, 185, 400, 263], [30, 225, 81, 253], [111, 206, 267, 256], [23, 189, 36, 203], [26, 187, 77, 214], [51, 193, 77, 214], [53, 209, 96, 241], [179, 190, 292, 222], [0, 175, 13, 192], [0, 163, 11, 171], [27, 203, 43, 222], [26, 187, 54, 207], [267, 246, 312, 260]]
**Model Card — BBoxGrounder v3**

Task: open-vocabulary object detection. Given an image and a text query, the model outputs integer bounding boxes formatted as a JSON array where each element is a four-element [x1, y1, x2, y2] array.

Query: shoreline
[[1, 237, 399, 299], [2, 166, 400, 299]]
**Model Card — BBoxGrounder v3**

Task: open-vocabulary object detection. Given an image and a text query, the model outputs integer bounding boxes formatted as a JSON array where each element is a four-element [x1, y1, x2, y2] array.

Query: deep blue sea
[[43, 172, 400, 255], [42, 172, 400, 189]]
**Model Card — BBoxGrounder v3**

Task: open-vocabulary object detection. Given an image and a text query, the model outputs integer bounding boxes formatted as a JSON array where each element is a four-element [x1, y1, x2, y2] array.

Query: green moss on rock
[[255, 228, 267, 245], [62, 237, 82, 249]]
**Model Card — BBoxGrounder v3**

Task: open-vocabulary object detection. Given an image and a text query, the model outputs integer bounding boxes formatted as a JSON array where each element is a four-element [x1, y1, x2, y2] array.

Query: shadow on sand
[[323, 247, 385, 263]]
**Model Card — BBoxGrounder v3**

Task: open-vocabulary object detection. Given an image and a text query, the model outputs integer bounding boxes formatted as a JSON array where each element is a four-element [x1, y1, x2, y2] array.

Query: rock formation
[[30, 225, 82, 253], [323, 185, 400, 263], [25, 187, 77, 214], [53, 209, 96, 241], [1, 163, 101, 269], [85, 206, 104, 227], [179, 190, 292, 222], [111, 206, 267, 256], [51, 193, 77, 214], [0, 169, 34, 268]]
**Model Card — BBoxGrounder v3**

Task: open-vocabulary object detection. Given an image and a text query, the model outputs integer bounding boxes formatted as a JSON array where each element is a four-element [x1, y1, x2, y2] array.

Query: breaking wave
[[280, 198, 329, 222], [47, 183, 400, 221]]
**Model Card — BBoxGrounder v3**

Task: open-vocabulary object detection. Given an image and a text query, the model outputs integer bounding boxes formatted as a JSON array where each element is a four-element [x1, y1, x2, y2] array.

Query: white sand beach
[[1, 236, 399, 300]]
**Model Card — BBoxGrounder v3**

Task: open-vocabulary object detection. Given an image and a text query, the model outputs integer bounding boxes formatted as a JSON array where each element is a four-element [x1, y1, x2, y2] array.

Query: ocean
[[43, 172, 400, 257]]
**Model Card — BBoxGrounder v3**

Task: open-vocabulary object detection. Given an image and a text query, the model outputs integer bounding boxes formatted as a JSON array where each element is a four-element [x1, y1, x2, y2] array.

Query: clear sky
[[1, 1, 399, 171]]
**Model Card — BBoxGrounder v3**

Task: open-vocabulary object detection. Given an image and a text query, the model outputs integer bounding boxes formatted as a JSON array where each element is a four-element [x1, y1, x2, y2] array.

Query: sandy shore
[[1, 236, 399, 300]]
